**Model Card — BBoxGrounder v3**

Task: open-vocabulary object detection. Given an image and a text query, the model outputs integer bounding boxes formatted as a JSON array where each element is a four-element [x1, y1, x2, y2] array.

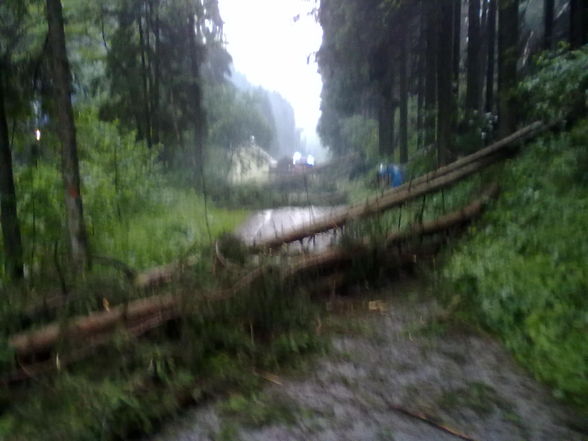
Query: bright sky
[[218, 0, 323, 151]]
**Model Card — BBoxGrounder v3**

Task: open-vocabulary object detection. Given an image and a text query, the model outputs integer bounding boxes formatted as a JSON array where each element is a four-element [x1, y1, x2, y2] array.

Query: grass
[[94, 186, 249, 270]]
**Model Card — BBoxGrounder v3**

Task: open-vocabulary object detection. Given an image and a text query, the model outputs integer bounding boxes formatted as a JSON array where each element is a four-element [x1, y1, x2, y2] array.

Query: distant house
[[227, 141, 277, 184]]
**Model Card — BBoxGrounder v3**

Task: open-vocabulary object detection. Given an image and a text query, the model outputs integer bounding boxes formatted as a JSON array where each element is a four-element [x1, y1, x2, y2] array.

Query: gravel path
[[151, 279, 585, 441]]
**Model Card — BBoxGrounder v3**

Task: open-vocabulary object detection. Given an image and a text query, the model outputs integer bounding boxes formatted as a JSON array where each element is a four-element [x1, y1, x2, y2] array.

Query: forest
[[0, 0, 587, 439]]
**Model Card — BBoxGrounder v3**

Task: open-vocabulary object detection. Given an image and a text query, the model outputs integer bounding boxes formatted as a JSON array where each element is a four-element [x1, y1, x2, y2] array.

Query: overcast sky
[[218, 0, 323, 152]]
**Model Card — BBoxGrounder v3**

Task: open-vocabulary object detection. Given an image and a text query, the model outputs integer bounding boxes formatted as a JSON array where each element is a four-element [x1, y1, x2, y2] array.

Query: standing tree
[[569, 0, 587, 48], [0, 66, 24, 280], [466, 0, 483, 114], [437, 0, 458, 165], [497, 0, 520, 138], [544, 0, 555, 50], [398, 17, 409, 164], [46, 0, 90, 270], [485, 0, 498, 114]]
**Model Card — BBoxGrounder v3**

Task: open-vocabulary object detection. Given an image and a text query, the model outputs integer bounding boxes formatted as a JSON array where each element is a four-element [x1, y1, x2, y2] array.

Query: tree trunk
[[289, 183, 499, 277], [569, 0, 586, 48], [46, 0, 90, 271], [452, 0, 462, 98], [497, 0, 519, 138], [437, 0, 457, 165], [399, 22, 409, 164], [466, 0, 483, 114], [485, 0, 498, 114], [424, 2, 438, 147], [544, 0, 555, 50], [0, 68, 24, 280], [151, 0, 161, 145], [378, 95, 396, 157], [138, 6, 153, 149], [187, 11, 205, 181]]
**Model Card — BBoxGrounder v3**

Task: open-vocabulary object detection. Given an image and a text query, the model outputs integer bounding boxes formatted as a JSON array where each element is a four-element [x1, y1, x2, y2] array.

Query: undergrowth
[[0, 271, 324, 441], [443, 120, 588, 409]]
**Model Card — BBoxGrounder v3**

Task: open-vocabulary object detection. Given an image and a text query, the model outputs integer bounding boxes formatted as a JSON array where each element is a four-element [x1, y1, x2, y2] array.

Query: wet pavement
[[150, 279, 585, 441], [235, 206, 346, 253]]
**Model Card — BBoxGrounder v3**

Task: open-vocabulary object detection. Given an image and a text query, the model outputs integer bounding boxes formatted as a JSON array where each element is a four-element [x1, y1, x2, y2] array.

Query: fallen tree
[[252, 122, 545, 251], [287, 184, 499, 277], [10, 294, 178, 359], [6, 185, 496, 367], [7, 263, 269, 362], [4, 119, 512, 377]]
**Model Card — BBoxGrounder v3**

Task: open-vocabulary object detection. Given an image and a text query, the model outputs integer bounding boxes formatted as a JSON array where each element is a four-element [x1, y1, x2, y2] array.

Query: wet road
[[235, 206, 346, 253]]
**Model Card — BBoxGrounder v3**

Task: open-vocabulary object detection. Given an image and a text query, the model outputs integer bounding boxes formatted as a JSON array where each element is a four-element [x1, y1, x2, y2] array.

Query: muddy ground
[[150, 278, 585, 441]]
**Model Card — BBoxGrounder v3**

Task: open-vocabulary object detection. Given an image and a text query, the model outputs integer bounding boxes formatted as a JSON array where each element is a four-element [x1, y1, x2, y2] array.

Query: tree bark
[[485, 0, 498, 114], [497, 0, 520, 138], [138, 5, 153, 149], [452, 0, 462, 98], [0, 68, 24, 280], [569, 0, 586, 48], [187, 11, 205, 181], [399, 21, 409, 164], [544, 0, 555, 50], [424, 2, 438, 147], [466, 0, 483, 114], [10, 294, 178, 358], [46, 0, 90, 271], [437, 0, 457, 165]]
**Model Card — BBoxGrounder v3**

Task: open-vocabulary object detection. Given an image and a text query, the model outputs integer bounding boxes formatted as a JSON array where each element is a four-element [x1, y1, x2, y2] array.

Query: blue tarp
[[378, 164, 404, 188]]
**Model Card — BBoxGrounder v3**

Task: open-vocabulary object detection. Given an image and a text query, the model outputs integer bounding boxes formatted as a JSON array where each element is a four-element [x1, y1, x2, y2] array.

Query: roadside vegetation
[[442, 49, 588, 409]]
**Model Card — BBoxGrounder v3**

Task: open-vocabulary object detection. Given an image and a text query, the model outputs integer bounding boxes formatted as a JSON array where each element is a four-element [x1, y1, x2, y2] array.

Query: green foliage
[[340, 115, 379, 158], [205, 84, 275, 152], [76, 107, 162, 230], [443, 121, 588, 408], [518, 46, 588, 122]]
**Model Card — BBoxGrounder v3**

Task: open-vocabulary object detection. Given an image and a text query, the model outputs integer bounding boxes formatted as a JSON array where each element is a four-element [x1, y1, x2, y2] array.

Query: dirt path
[[151, 279, 585, 441]]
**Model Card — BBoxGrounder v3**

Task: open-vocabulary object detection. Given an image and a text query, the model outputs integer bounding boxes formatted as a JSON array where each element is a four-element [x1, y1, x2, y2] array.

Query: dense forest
[[318, 0, 587, 159], [0, 0, 587, 439]]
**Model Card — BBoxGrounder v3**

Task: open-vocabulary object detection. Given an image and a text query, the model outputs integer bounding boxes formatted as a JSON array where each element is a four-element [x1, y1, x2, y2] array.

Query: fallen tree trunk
[[400, 121, 544, 189], [288, 184, 499, 277], [6, 185, 497, 367], [253, 122, 545, 251], [10, 294, 178, 358], [257, 154, 500, 251], [9, 263, 269, 360], [133, 255, 199, 289], [2, 309, 176, 385]]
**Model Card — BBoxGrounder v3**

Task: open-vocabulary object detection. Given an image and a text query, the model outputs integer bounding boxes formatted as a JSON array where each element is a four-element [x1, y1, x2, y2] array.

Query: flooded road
[[150, 279, 585, 441]]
